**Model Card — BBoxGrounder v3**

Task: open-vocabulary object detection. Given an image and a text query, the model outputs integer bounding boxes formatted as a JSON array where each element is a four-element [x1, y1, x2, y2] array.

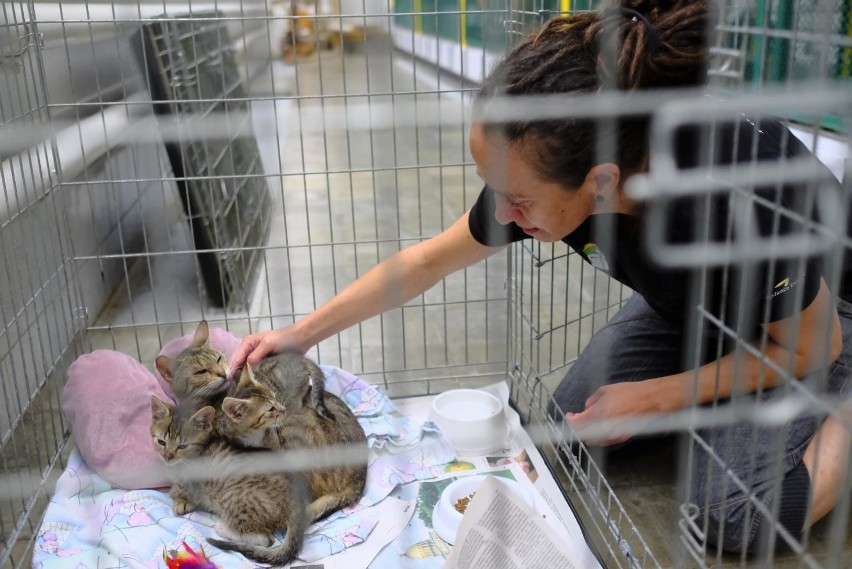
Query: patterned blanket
[[34, 366, 455, 568]]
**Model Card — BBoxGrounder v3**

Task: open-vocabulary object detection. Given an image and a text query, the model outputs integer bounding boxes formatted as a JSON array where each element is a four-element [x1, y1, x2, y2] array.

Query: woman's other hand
[[565, 379, 673, 446]]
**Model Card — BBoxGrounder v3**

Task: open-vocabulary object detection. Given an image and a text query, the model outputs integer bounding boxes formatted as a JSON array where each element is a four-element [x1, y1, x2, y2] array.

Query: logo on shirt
[[582, 243, 610, 273], [768, 276, 799, 300]]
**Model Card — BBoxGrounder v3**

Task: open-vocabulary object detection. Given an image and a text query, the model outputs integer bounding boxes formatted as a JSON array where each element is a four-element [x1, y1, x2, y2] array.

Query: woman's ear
[[583, 163, 621, 210], [587, 163, 621, 195]]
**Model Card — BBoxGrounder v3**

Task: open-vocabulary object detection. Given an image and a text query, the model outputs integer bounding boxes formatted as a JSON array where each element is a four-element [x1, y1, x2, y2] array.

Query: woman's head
[[471, 0, 711, 239], [471, 123, 623, 242]]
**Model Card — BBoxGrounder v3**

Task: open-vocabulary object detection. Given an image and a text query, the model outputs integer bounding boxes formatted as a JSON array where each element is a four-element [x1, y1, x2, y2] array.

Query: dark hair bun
[[596, 0, 712, 90], [474, 0, 713, 189]]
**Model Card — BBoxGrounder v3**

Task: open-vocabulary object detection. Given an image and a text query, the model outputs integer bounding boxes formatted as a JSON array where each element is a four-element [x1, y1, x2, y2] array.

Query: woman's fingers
[[229, 336, 262, 374]]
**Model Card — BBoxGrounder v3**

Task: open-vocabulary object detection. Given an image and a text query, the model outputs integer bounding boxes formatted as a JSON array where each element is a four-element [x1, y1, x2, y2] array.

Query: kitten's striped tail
[[207, 522, 305, 566]]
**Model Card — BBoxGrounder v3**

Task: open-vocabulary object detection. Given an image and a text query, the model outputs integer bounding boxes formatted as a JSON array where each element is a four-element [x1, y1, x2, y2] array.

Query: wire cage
[[130, 13, 275, 310], [1, 0, 851, 568]]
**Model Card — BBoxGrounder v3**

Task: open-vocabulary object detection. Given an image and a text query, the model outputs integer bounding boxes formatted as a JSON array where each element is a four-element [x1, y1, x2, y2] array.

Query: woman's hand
[[567, 279, 842, 447], [229, 327, 308, 375], [565, 379, 676, 446]]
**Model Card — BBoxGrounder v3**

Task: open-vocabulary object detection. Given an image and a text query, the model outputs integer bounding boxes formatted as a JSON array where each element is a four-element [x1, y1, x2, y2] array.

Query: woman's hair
[[476, 0, 712, 188]]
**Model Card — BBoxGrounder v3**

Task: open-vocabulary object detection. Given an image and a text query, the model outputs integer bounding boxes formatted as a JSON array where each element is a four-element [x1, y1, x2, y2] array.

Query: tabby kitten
[[254, 351, 334, 419], [221, 356, 368, 523], [150, 396, 309, 565], [217, 365, 286, 449], [156, 320, 229, 406]]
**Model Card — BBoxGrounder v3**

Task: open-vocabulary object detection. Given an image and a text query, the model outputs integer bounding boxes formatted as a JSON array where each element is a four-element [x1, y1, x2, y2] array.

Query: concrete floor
[[25, 35, 850, 569]]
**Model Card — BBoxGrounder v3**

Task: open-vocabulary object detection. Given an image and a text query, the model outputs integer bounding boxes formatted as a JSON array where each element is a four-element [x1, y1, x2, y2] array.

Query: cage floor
[[584, 440, 852, 567], [26, 37, 852, 568]]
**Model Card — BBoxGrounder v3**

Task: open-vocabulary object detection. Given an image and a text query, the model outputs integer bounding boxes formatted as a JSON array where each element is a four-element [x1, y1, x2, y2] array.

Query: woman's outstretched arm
[[230, 210, 505, 372]]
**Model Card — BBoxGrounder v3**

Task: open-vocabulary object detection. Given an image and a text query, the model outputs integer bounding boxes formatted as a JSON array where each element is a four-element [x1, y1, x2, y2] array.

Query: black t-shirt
[[469, 117, 848, 341]]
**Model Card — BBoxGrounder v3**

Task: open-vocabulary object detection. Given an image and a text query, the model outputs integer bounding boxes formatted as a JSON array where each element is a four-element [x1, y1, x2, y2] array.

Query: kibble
[[453, 492, 476, 514]]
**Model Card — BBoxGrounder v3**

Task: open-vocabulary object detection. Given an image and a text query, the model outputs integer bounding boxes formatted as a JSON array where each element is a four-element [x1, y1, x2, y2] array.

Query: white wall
[[339, 0, 391, 31], [790, 126, 849, 183]]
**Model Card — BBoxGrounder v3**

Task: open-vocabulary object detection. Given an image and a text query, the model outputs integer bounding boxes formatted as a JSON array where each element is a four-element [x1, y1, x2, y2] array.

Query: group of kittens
[[149, 321, 368, 565]]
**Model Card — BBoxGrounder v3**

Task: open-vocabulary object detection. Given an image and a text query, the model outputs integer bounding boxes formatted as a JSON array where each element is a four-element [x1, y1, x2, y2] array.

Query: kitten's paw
[[214, 522, 272, 546], [169, 489, 195, 516], [241, 532, 274, 547], [214, 521, 241, 541], [171, 497, 194, 515]]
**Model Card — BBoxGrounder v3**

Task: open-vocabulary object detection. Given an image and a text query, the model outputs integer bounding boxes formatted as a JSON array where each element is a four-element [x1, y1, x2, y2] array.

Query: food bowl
[[429, 389, 508, 456], [431, 475, 536, 545]]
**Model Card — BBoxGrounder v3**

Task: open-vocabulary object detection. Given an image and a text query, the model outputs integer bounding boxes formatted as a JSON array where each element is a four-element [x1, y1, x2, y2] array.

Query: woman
[[231, 0, 851, 553]]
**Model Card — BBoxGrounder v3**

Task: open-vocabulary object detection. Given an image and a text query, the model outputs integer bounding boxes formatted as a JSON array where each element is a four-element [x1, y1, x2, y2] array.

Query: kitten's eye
[[194, 369, 208, 376], [157, 439, 166, 446], [176, 444, 188, 450], [217, 356, 223, 364]]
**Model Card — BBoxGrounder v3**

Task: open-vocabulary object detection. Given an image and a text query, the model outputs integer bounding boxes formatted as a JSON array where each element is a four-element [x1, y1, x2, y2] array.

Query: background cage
[[131, 13, 274, 310], [1, 0, 850, 568]]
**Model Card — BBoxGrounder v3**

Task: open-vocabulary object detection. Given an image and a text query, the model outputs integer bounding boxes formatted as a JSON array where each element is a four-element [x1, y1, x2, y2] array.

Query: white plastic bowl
[[432, 475, 536, 545], [429, 389, 508, 456]]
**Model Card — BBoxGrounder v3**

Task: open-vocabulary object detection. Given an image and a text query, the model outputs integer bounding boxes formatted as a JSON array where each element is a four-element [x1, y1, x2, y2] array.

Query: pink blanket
[[62, 327, 241, 489]]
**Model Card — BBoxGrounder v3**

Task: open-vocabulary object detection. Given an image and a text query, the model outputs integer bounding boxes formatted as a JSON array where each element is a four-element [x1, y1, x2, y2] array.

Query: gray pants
[[550, 294, 852, 552]]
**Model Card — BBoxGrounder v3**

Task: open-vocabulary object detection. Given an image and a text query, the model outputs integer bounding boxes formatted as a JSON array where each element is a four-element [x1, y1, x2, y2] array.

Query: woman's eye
[[194, 369, 208, 375]]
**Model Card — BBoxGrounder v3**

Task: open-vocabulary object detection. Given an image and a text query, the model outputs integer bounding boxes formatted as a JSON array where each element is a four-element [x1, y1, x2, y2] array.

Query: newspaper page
[[481, 382, 592, 541], [310, 382, 602, 569], [444, 476, 600, 569], [394, 382, 599, 547]]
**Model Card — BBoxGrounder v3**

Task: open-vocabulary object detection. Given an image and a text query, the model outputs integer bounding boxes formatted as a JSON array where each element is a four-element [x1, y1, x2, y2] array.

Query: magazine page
[[443, 476, 600, 569], [324, 382, 605, 569], [395, 382, 596, 544], [484, 382, 594, 544]]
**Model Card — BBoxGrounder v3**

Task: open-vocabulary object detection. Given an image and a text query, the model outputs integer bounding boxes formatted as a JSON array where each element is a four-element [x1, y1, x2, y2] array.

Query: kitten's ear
[[222, 397, 249, 421], [192, 320, 210, 347], [191, 406, 216, 432], [151, 396, 171, 422], [155, 356, 174, 382], [237, 365, 257, 390]]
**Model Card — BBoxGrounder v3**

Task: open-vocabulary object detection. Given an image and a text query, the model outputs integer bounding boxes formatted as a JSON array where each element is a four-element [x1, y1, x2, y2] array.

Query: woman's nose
[[493, 196, 517, 225]]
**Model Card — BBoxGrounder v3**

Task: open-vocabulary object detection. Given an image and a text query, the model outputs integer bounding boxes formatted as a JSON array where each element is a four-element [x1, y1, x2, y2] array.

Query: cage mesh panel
[[132, 13, 273, 310], [1, 3, 77, 566], [1, 1, 850, 568]]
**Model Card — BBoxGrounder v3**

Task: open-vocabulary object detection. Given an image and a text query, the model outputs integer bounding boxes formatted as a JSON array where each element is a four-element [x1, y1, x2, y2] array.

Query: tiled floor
[[61, 34, 852, 568]]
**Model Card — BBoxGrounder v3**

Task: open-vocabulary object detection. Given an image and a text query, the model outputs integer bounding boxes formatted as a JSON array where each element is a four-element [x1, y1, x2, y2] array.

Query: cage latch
[[678, 502, 706, 564], [0, 22, 42, 74]]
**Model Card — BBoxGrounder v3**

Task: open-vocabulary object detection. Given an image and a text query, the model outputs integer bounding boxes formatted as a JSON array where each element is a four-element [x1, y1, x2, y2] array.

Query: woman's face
[[469, 123, 598, 243]]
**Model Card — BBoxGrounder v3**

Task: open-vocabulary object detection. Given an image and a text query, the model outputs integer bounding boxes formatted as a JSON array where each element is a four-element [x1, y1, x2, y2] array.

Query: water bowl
[[429, 389, 508, 456]]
